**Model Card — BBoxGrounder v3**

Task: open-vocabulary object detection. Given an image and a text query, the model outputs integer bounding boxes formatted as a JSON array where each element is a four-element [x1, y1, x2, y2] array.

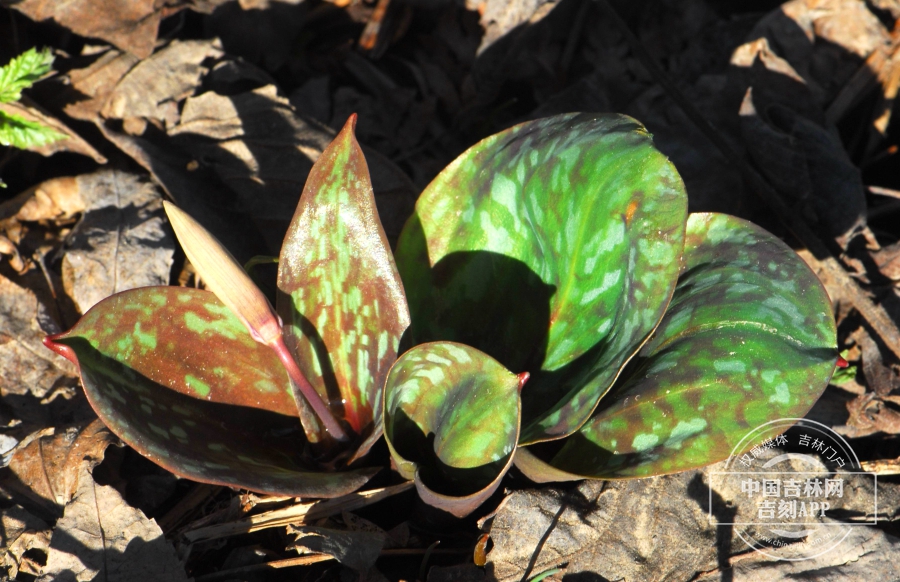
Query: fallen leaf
[[65, 49, 142, 122], [746, 0, 890, 104], [693, 524, 900, 581], [5, 177, 85, 222], [2, 0, 166, 59], [61, 170, 174, 314], [0, 98, 106, 163], [101, 40, 225, 129], [486, 471, 718, 582], [287, 525, 385, 573], [468, 0, 558, 56], [1, 420, 117, 519], [858, 327, 899, 396], [168, 84, 333, 219], [0, 505, 51, 579], [835, 393, 900, 438], [872, 239, 900, 281], [106, 86, 416, 243], [0, 273, 76, 400], [38, 464, 189, 582], [739, 88, 866, 241], [486, 455, 891, 581]]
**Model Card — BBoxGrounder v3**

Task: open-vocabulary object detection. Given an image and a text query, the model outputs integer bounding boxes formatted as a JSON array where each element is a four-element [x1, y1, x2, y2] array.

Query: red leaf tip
[[342, 113, 358, 135], [43, 333, 78, 365], [517, 371, 530, 392], [836, 356, 849, 368]]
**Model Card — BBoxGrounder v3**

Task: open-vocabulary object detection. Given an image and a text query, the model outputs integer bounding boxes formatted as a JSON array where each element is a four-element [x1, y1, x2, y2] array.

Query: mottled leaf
[[517, 213, 838, 480], [383, 342, 521, 517], [277, 115, 410, 447], [45, 287, 375, 497], [395, 113, 687, 443]]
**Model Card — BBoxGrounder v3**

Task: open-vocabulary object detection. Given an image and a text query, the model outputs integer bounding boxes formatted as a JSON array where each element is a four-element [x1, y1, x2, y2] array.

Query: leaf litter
[[2, 0, 900, 580]]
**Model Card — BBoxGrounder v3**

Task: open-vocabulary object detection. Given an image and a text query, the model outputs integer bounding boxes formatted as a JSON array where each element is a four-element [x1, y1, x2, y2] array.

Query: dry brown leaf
[[2, 0, 167, 59], [746, 0, 890, 104], [105, 81, 416, 243], [287, 525, 385, 573], [468, 0, 558, 56], [0, 505, 51, 579], [168, 83, 334, 219], [101, 39, 224, 128], [65, 49, 142, 122], [60, 170, 174, 314], [486, 471, 719, 582], [11, 177, 86, 222], [835, 393, 900, 438], [487, 458, 892, 582], [872, 240, 900, 281], [0, 273, 76, 400], [38, 464, 189, 582], [0, 98, 106, 163], [693, 525, 900, 581], [738, 88, 866, 242], [1, 420, 117, 519]]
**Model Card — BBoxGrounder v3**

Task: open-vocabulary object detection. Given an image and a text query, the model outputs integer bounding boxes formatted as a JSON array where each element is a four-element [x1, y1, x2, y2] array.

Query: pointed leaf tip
[[342, 113, 358, 134], [43, 333, 77, 364], [517, 371, 530, 391]]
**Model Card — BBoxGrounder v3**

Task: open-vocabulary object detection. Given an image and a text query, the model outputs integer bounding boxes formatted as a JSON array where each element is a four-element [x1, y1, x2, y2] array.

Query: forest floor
[[1, 0, 900, 580]]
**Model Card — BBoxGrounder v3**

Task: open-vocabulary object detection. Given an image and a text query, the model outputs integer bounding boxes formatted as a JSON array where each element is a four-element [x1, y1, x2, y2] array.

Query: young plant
[[0, 47, 66, 187], [44, 112, 839, 516], [44, 116, 409, 496]]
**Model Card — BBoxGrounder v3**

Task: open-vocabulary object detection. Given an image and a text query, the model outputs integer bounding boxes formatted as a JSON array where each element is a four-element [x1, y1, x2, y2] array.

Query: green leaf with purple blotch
[[395, 113, 687, 444], [383, 342, 522, 517], [277, 115, 409, 450], [516, 213, 838, 481], [44, 287, 376, 497]]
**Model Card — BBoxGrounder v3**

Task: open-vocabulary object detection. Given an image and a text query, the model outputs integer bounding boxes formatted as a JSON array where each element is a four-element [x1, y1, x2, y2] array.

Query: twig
[[194, 548, 466, 582], [869, 185, 900, 200], [159, 484, 221, 535], [182, 481, 413, 544], [861, 455, 900, 475], [598, 0, 900, 362]]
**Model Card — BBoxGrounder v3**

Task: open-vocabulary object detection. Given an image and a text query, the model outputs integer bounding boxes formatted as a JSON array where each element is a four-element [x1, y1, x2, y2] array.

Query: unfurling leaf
[[384, 342, 521, 517]]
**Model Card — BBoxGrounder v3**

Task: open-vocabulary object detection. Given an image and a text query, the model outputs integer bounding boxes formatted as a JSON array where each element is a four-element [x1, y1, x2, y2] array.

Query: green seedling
[[0, 47, 66, 187]]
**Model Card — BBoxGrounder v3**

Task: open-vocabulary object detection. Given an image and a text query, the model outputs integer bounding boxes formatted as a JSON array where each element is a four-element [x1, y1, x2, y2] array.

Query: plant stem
[[270, 335, 348, 442]]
